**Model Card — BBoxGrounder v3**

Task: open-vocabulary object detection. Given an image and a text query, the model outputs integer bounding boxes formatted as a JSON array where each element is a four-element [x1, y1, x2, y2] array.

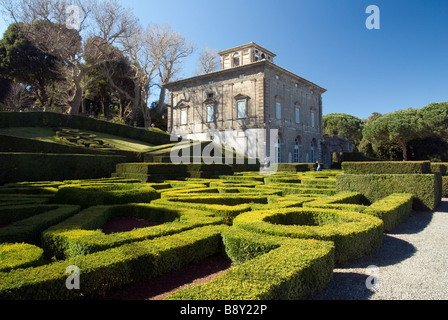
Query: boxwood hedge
[[443, 177, 448, 197], [42, 203, 224, 259], [0, 243, 45, 272], [166, 227, 335, 300], [151, 199, 252, 225], [0, 167, 431, 300], [54, 183, 159, 209], [233, 207, 384, 263], [362, 193, 413, 232], [303, 191, 367, 212], [0, 226, 224, 300], [0, 152, 127, 184], [336, 173, 442, 211], [0, 205, 80, 245], [342, 161, 432, 174]]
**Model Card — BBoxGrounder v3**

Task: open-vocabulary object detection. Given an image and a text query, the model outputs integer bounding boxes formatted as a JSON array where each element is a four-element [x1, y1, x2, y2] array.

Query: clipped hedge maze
[[0, 169, 419, 300], [233, 207, 383, 264], [55, 128, 114, 150], [167, 227, 335, 300]]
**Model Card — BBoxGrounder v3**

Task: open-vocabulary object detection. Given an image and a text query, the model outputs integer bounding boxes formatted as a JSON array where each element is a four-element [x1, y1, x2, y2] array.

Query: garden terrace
[[0, 156, 443, 300]]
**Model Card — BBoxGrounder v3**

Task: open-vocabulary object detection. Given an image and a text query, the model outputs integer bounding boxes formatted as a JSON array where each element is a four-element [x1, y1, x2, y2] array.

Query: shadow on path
[[309, 235, 416, 300], [309, 199, 448, 300], [310, 272, 375, 300]]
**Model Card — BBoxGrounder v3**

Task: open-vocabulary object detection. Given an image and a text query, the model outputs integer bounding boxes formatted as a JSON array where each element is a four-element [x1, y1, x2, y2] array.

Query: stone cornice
[[165, 60, 326, 94], [217, 42, 277, 58]]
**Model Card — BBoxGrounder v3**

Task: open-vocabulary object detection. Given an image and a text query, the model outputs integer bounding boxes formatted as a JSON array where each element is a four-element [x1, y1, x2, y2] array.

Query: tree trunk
[[68, 79, 83, 115], [69, 88, 83, 115], [399, 138, 408, 161], [35, 79, 49, 112], [157, 86, 166, 112]]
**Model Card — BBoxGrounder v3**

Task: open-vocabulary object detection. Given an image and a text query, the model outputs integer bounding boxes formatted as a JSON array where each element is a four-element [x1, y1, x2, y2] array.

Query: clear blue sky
[[1, 0, 447, 119]]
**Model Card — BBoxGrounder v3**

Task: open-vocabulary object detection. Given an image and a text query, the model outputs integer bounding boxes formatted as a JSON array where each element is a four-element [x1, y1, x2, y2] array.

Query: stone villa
[[165, 42, 352, 167]]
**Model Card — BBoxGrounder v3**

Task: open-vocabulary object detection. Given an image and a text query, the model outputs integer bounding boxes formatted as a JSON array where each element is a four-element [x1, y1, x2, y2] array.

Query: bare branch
[[196, 46, 219, 75]]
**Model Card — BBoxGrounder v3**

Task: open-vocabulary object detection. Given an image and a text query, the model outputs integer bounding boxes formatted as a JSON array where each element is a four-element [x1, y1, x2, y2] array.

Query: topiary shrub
[[166, 227, 335, 300], [0, 243, 45, 272], [0, 153, 127, 184], [342, 161, 432, 174], [151, 199, 252, 225], [54, 183, 159, 209], [0, 226, 224, 300], [42, 203, 224, 259], [336, 173, 442, 211], [233, 207, 383, 264], [0, 205, 80, 245], [303, 191, 368, 212], [362, 193, 413, 232], [430, 163, 447, 176], [443, 177, 448, 198]]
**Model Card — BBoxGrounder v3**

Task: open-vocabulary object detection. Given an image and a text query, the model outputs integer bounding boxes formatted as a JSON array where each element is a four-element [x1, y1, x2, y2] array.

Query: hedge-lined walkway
[[309, 199, 448, 300]]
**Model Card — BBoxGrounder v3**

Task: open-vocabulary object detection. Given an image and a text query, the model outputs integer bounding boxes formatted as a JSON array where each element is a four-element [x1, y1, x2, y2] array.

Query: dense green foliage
[[360, 102, 448, 161], [322, 113, 364, 150], [362, 193, 414, 232], [0, 23, 61, 109], [362, 108, 422, 161]]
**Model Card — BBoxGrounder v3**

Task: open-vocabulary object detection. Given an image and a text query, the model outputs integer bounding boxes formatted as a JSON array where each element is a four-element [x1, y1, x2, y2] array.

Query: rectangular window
[[180, 109, 187, 125], [311, 112, 315, 128], [295, 108, 300, 123], [276, 102, 281, 119], [206, 105, 214, 122], [237, 101, 246, 119]]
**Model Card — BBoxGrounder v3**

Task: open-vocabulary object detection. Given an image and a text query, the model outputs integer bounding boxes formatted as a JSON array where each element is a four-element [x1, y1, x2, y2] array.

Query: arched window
[[233, 52, 240, 67], [294, 138, 300, 163]]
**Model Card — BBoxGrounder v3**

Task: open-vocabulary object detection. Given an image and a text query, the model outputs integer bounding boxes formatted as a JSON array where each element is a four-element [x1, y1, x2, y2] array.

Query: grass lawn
[[0, 127, 155, 152]]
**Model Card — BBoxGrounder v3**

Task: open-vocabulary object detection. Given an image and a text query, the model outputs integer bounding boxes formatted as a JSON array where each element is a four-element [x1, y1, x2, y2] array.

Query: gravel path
[[309, 199, 448, 300]]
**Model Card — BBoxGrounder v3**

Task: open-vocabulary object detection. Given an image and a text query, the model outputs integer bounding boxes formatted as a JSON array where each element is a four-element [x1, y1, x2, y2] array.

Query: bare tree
[[4, 82, 34, 111], [85, 22, 160, 127], [196, 46, 219, 75], [153, 23, 194, 112]]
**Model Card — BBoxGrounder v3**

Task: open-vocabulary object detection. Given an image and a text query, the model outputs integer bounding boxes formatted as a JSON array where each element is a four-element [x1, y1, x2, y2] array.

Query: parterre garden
[[0, 112, 446, 300]]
